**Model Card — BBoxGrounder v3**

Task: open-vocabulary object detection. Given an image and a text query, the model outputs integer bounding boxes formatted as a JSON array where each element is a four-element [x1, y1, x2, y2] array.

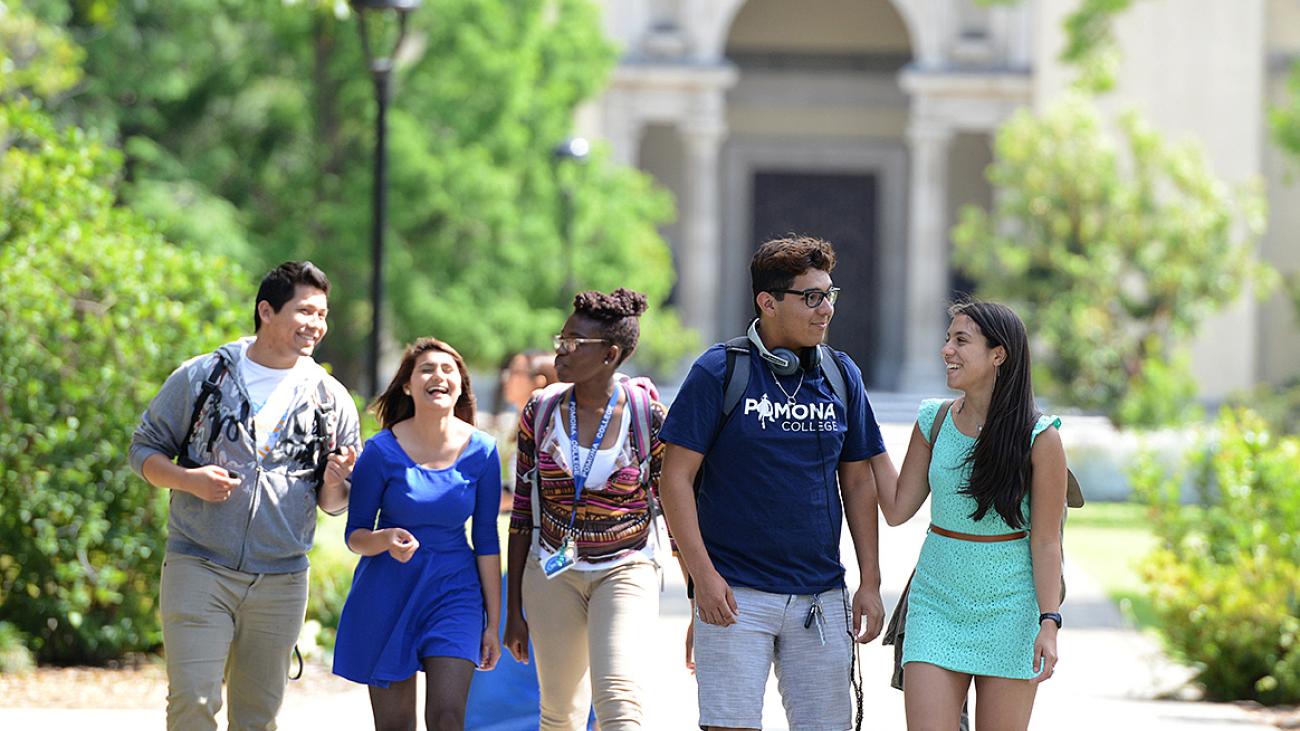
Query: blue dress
[[333, 428, 501, 687], [901, 399, 1060, 679]]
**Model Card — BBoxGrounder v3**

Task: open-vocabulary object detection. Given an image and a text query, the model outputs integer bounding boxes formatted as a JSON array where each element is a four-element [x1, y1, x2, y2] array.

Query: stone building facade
[[578, 0, 1300, 395]]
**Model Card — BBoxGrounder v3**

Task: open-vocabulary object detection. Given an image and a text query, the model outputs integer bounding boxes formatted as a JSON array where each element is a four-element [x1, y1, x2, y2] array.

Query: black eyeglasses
[[771, 287, 840, 308], [552, 334, 609, 354]]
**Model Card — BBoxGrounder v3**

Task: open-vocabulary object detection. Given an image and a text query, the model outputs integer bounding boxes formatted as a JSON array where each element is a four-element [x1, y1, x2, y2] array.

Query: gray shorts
[[693, 586, 852, 731]]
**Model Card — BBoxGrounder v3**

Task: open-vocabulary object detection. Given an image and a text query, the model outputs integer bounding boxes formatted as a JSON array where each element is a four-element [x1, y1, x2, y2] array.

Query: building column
[[678, 118, 726, 345], [900, 122, 954, 391], [602, 93, 642, 167]]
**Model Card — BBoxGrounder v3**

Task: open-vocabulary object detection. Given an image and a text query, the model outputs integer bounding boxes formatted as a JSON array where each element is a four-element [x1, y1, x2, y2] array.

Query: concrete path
[[0, 425, 1275, 730]]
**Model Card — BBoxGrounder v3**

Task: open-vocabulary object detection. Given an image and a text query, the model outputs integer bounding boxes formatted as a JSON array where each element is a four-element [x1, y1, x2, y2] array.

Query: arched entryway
[[720, 0, 914, 388]]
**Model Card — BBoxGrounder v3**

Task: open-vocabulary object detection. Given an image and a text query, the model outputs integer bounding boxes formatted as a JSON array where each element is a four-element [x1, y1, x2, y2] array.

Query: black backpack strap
[[720, 336, 751, 419], [178, 357, 229, 468], [816, 344, 850, 411]]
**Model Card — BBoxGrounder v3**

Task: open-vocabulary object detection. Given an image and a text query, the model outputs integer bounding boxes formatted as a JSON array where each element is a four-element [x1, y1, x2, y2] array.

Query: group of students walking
[[131, 235, 1068, 731]]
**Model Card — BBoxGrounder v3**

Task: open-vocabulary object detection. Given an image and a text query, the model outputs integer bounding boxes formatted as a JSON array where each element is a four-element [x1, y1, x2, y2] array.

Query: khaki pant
[[160, 554, 308, 731], [522, 557, 659, 731]]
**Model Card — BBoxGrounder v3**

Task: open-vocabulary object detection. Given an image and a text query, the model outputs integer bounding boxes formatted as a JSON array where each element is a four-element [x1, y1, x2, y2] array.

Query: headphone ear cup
[[802, 345, 822, 372], [767, 348, 801, 377]]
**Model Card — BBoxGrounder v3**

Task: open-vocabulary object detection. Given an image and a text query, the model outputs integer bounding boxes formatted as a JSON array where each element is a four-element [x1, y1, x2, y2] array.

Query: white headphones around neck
[[746, 319, 822, 377]]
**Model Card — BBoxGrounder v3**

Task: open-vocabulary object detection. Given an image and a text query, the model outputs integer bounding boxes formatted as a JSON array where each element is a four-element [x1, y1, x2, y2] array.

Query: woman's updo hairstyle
[[571, 288, 648, 366]]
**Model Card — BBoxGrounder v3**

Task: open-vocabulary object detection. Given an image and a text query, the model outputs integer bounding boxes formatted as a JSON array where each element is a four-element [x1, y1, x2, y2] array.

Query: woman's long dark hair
[[373, 337, 477, 429], [953, 301, 1038, 529]]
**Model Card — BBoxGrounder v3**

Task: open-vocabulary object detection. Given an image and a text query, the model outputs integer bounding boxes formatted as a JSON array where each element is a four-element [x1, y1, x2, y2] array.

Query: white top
[[240, 344, 311, 459]]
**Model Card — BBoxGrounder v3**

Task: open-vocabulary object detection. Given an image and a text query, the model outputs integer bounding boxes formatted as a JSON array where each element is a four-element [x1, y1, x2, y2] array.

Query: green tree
[[0, 1, 249, 663], [53, 0, 687, 383], [951, 97, 1266, 426]]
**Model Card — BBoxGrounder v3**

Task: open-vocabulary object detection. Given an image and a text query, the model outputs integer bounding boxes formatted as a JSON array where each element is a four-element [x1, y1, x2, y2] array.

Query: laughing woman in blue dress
[[874, 301, 1068, 731], [333, 337, 501, 731]]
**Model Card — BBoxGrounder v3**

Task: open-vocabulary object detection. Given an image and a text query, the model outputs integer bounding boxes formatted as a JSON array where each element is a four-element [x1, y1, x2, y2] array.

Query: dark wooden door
[[751, 171, 879, 385]]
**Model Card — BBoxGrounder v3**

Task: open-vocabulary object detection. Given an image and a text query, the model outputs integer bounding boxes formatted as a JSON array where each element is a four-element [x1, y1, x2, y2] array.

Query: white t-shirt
[[240, 345, 311, 459]]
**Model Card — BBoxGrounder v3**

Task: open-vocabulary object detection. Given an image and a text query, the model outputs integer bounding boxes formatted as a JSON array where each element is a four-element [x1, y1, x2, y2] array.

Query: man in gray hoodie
[[131, 261, 361, 730]]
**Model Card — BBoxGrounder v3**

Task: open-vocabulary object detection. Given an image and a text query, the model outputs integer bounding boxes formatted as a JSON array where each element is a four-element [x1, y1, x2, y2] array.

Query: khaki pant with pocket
[[522, 557, 659, 731], [160, 553, 308, 731]]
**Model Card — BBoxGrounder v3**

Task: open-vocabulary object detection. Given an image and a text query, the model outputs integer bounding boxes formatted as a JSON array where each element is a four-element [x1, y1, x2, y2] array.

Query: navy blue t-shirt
[[660, 343, 885, 594]]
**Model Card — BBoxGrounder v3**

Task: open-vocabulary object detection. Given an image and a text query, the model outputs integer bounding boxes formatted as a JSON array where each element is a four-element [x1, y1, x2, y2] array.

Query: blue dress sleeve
[[345, 433, 389, 544], [471, 433, 502, 556]]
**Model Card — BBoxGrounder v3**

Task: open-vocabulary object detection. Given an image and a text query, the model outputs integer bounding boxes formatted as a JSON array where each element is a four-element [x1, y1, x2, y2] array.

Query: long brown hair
[[372, 337, 477, 429], [952, 301, 1038, 529]]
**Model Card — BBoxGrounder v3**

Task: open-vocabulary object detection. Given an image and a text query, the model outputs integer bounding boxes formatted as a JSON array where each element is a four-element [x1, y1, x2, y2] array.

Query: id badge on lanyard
[[543, 386, 620, 579]]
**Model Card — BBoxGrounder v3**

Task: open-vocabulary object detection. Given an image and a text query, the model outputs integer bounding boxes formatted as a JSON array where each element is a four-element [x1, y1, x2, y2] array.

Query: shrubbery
[[0, 16, 249, 660], [1133, 409, 1300, 704]]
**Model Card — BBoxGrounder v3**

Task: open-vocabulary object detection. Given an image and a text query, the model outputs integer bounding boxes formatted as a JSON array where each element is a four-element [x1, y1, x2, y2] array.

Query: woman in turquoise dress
[[333, 337, 501, 731], [874, 301, 1068, 730]]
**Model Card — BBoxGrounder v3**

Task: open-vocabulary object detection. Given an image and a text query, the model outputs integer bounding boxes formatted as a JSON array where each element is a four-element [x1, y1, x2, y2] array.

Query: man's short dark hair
[[253, 261, 331, 331], [750, 236, 837, 315]]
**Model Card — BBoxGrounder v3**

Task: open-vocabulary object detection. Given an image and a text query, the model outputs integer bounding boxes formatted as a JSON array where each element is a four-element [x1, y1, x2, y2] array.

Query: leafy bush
[[0, 622, 35, 674], [1132, 409, 1300, 704], [0, 7, 249, 661], [305, 513, 360, 654], [952, 96, 1266, 427]]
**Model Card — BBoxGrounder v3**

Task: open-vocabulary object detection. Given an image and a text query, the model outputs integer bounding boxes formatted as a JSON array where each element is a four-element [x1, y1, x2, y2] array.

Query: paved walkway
[[0, 425, 1275, 730]]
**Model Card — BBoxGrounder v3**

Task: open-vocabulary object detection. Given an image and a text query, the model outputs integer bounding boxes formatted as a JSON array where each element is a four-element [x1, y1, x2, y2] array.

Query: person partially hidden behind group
[[332, 337, 502, 731], [494, 349, 559, 511], [504, 288, 672, 731]]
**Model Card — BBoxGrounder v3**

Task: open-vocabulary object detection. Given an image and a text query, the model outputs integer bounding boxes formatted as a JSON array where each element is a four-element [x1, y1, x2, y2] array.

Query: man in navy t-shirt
[[660, 235, 888, 731]]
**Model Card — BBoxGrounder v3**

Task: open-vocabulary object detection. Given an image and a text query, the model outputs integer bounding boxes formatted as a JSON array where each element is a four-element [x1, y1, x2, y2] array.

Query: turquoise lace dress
[[901, 398, 1061, 679]]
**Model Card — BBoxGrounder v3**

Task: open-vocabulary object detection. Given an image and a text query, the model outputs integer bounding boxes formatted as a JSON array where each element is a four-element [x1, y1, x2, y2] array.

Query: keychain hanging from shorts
[[543, 387, 620, 579]]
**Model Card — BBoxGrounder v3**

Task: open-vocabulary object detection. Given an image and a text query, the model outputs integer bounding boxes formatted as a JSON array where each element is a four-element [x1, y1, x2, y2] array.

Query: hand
[[385, 527, 420, 563], [324, 446, 358, 491], [503, 612, 530, 664], [693, 569, 738, 626], [183, 465, 241, 503], [851, 585, 885, 643], [1031, 623, 1058, 683], [479, 628, 501, 671], [684, 615, 695, 673]]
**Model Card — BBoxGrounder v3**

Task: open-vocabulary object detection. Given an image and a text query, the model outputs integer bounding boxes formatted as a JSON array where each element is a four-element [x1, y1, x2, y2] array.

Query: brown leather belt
[[930, 523, 1027, 542]]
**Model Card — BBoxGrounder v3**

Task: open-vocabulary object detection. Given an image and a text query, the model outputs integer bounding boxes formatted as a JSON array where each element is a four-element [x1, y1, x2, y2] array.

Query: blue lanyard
[[565, 385, 621, 534]]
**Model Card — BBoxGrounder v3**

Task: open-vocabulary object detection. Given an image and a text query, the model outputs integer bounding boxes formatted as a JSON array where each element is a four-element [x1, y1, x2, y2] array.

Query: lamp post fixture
[[352, 0, 420, 397], [552, 137, 589, 305]]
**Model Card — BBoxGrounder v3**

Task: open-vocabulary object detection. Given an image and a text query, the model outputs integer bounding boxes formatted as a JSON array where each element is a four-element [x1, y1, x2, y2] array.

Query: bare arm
[[878, 423, 934, 526], [660, 443, 737, 626], [346, 526, 419, 561], [1028, 425, 1067, 683], [839, 459, 884, 642], [476, 553, 502, 670], [503, 532, 532, 663]]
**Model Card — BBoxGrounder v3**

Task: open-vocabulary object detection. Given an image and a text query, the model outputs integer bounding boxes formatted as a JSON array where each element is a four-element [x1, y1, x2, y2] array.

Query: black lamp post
[[552, 137, 589, 305], [352, 0, 420, 397]]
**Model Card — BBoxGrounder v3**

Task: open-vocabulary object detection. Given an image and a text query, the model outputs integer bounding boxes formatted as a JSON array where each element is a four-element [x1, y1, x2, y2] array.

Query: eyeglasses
[[552, 334, 610, 354], [771, 287, 841, 308]]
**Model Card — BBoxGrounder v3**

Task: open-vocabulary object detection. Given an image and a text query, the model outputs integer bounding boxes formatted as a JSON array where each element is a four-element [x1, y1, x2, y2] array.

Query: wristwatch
[[1039, 611, 1063, 629]]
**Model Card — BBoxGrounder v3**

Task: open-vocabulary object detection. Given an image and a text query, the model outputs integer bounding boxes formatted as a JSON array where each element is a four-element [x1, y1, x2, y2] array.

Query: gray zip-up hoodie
[[130, 339, 361, 574]]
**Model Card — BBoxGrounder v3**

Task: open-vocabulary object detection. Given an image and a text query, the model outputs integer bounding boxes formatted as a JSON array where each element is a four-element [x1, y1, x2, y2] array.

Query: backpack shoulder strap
[[528, 382, 572, 538], [721, 336, 751, 418], [930, 399, 954, 447], [816, 344, 850, 410], [530, 382, 573, 450], [179, 356, 230, 467], [623, 382, 655, 466]]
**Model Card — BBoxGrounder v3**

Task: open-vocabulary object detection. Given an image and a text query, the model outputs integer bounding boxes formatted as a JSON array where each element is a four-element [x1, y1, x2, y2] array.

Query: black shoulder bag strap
[[178, 358, 229, 468]]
